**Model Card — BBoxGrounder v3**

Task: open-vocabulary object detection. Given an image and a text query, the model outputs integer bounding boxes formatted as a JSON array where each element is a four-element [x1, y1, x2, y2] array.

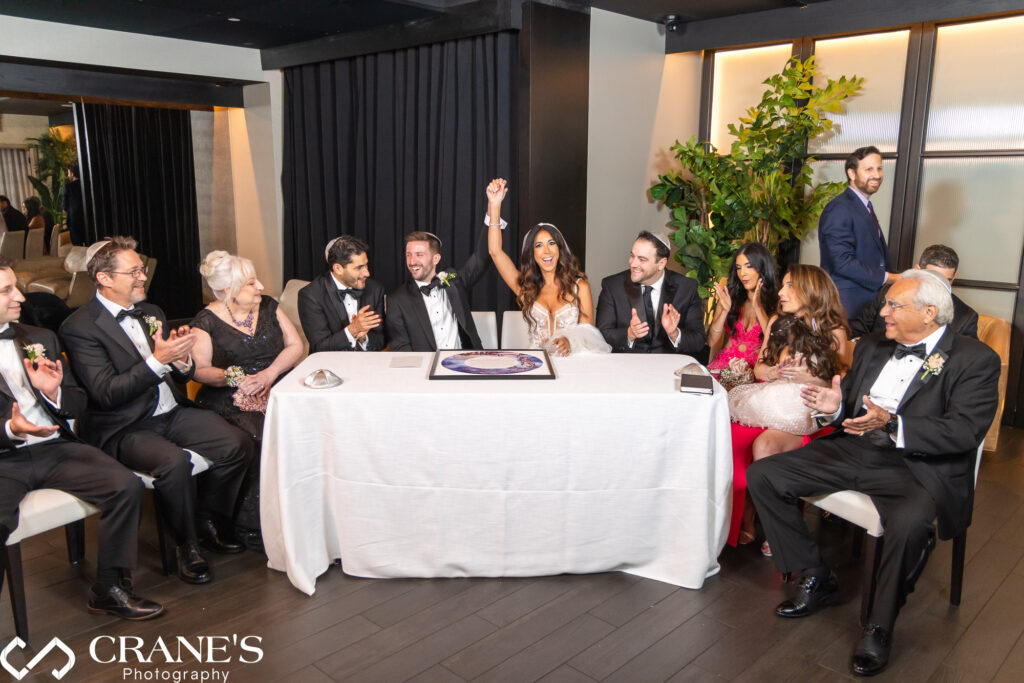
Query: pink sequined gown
[[708, 319, 763, 372]]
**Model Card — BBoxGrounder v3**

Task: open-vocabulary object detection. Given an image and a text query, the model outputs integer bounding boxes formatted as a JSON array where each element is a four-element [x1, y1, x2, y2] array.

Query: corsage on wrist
[[225, 366, 245, 387]]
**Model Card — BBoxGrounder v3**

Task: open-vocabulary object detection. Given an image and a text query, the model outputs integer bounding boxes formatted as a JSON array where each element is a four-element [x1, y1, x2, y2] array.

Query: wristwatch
[[883, 413, 899, 434]]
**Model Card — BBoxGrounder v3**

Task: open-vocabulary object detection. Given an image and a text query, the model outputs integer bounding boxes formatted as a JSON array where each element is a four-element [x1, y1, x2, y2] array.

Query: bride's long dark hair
[[516, 223, 586, 330]]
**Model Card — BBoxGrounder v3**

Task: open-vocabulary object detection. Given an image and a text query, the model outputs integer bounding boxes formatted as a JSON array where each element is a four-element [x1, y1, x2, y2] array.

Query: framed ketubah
[[428, 350, 556, 380]]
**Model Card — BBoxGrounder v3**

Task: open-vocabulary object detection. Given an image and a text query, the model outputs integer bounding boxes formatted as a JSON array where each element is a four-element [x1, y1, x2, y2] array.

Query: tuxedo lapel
[[897, 328, 954, 412], [0, 372, 14, 401], [656, 276, 678, 340], [321, 276, 350, 328], [445, 282, 471, 334], [624, 278, 645, 325], [847, 337, 895, 416], [95, 304, 142, 360], [406, 280, 437, 350]]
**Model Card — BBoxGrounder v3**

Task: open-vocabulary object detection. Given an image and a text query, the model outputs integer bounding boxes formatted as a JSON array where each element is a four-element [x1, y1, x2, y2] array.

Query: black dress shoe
[[198, 519, 245, 554], [851, 624, 892, 676], [177, 542, 212, 584], [775, 572, 840, 618], [88, 585, 165, 620]]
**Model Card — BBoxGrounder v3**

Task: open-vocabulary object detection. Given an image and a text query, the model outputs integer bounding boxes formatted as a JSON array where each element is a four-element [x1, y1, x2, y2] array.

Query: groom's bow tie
[[894, 343, 927, 360], [337, 287, 363, 302], [419, 277, 442, 295], [116, 308, 146, 323], [0, 327, 16, 341]]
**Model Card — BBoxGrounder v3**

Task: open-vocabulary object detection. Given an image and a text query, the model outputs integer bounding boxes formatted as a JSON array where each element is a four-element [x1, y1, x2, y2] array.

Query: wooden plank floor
[[4, 426, 1023, 682]]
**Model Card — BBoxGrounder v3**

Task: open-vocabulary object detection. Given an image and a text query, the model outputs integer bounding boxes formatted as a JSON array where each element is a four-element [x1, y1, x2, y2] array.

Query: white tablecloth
[[261, 352, 732, 595]]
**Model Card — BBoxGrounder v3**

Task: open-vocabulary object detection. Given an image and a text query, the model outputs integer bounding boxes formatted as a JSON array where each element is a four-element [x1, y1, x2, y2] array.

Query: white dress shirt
[[1, 324, 60, 446], [96, 293, 180, 417], [628, 272, 680, 349], [419, 279, 461, 350], [331, 274, 369, 351]]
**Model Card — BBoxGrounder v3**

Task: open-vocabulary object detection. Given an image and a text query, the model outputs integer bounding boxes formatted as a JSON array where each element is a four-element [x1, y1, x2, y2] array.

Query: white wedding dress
[[727, 379, 817, 435], [528, 302, 611, 355]]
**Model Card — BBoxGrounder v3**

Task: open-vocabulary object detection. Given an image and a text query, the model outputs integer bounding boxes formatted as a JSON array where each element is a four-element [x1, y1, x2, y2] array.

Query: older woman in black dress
[[191, 251, 304, 549]]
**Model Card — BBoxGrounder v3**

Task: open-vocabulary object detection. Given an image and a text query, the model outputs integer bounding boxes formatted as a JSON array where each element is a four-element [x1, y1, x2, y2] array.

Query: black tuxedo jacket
[[828, 329, 1000, 539], [818, 186, 894, 320], [386, 231, 491, 352], [59, 297, 194, 450], [0, 324, 86, 451], [596, 269, 704, 354], [297, 274, 386, 353], [849, 283, 979, 340]]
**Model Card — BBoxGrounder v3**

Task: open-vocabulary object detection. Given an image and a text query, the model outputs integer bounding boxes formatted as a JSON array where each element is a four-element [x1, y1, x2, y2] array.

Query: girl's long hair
[[725, 242, 779, 332]]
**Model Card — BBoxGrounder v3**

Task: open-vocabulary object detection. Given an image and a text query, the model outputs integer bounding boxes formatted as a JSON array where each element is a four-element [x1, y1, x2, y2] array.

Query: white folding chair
[[3, 490, 99, 641], [500, 310, 531, 349], [471, 311, 498, 349], [803, 441, 985, 624]]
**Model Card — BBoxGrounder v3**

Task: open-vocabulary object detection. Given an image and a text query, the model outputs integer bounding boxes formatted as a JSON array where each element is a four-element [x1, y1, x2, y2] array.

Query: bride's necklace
[[226, 300, 256, 333]]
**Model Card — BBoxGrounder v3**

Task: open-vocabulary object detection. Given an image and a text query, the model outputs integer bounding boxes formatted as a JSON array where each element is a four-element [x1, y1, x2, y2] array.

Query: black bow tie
[[337, 288, 363, 302], [419, 277, 442, 295], [0, 327, 15, 341], [894, 343, 927, 360], [116, 308, 146, 323]]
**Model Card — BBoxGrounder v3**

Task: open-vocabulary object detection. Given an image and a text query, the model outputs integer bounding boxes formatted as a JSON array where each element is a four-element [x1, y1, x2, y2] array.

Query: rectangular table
[[261, 352, 732, 595]]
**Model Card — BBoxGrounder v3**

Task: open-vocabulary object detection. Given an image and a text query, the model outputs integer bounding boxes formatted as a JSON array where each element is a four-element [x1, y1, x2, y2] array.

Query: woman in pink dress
[[707, 243, 779, 387]]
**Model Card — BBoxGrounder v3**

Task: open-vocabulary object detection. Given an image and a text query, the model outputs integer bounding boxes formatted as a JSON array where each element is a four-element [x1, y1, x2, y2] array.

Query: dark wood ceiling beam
[[666, 0, 1024, 52], [260, 0, 521, 69]]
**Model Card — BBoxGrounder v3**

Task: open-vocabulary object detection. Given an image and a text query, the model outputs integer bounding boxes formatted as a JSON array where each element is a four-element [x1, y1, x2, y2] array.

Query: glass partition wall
[[702, 13, 1024, 425]]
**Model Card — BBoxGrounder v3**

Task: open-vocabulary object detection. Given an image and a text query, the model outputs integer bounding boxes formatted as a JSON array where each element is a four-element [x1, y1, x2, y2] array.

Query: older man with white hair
[[747, 268, 1001, 676]]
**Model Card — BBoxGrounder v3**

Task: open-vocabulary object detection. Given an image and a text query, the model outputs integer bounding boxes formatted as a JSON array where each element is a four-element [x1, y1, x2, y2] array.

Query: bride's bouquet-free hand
[[225, 365, 268, 413]]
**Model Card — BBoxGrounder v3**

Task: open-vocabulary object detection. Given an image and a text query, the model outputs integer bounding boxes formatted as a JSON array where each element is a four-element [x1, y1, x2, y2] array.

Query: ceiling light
[[228, 17, 241, 22]]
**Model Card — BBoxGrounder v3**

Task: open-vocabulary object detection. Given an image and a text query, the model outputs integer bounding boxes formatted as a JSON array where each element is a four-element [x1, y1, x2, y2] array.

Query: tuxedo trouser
[[109, 407, 254, 544], [747, 436, 937, 630], [0, 439, 143, 572]]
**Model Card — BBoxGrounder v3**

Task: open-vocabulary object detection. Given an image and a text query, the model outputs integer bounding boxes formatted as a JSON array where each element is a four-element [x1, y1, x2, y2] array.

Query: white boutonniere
[[144, 315, 161, 336], [23, 343, 47, 362], [920, 352, 946, 381], [439, 271, 457, 287]]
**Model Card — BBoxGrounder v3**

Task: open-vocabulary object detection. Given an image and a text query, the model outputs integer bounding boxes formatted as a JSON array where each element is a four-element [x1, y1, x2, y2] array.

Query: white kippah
[[418, 231, 443, 248], [324, 237, 340, 262], [651, 232, 671, 250], [85, 240, 111, 266]]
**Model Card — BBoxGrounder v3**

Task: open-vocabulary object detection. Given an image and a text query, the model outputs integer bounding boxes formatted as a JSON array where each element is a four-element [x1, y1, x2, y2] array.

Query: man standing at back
[[819, 146, 899, 321]]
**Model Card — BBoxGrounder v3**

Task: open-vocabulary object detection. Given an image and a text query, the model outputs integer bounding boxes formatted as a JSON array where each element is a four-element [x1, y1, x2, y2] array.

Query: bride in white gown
[[484, 179, 610, 355]]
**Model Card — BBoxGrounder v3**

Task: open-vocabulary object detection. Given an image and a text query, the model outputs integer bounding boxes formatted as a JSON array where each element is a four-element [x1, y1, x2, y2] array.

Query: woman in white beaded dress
[[484, 178, 609, 355]]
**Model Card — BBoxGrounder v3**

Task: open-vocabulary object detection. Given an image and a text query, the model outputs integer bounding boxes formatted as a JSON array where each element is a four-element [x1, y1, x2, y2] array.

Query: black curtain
[[75, 103, 202, 319], [282, 31, 517, 314]]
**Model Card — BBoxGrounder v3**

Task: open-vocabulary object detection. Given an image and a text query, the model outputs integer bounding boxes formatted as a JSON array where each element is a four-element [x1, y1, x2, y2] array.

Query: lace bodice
[[528, 302, 579, 348], [708, 318, 763, 371]]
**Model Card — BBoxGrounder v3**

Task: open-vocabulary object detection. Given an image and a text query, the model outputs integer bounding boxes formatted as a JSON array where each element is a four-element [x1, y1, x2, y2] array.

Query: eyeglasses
[[107, 266, 149, 279], [883, 299, 912, 311]]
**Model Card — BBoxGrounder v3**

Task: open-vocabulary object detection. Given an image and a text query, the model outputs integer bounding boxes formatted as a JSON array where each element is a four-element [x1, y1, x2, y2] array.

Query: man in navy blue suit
[[818, 146, 900, 321]]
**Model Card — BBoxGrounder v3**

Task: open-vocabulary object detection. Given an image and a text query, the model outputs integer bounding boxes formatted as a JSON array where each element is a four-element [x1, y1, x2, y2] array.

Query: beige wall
[[0, 113, 52, 147], [586, 8, 702, 297], [0, 14, 284, 294]]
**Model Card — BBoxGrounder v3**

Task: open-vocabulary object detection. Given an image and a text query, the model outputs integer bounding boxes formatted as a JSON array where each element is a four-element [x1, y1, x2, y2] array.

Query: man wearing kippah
[[596, 231, 705, 355]]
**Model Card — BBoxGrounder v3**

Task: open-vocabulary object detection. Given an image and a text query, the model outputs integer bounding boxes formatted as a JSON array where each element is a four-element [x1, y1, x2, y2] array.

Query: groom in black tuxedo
[[60, 237, 253, 586], [0, 256, 163, 620], [386, 222, 500, 351], [596, 231, 704, 355], [298, 235, 386, 352], [747, 269, 1000, 676]]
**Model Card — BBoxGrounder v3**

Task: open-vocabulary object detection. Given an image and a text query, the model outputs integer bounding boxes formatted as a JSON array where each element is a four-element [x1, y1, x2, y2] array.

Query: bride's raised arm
[[486, 178, 520, 296]]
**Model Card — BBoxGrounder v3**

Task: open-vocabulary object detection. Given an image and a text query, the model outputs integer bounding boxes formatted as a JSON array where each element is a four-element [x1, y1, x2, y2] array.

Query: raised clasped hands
[[800, 374, 842, 416], [9, 401, 59, 438], [486, 178, 508, 208], [23, 356, 62, 403], [153, 324, 195, 365], [627, 307, 649, 343], [348, 305, 382, 341], [841, 396, 891, 436]]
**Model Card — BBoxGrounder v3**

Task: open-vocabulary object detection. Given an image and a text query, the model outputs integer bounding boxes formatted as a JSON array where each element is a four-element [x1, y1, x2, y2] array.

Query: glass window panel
[[710, 44, 794, 152], [926, 15, 1024, 151], [799, 158, 897, 266], [809, 31, 909, 155], [951, 287, 1016, 323], [914, 158, 1024, 283]]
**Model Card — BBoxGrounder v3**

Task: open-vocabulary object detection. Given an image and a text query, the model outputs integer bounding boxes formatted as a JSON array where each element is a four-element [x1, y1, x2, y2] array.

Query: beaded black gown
[[190, 296, 285, 549]]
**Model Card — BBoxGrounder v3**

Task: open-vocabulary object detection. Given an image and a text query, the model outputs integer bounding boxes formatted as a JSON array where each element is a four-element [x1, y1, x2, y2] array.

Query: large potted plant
[[25, 128, 77, 230], [650, 56, 863, 299]]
